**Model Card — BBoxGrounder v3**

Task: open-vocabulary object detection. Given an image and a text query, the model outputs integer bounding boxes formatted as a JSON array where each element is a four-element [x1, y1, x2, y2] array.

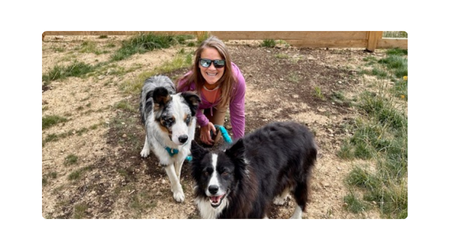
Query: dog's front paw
[[140, 148, 150, 158], [173, 190, 185, 203]]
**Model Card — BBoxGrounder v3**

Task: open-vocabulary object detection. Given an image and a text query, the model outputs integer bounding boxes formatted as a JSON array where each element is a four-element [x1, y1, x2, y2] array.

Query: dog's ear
[[225, 139, 245, 163], [190, 140, 208, 161], [180, 92, 201, 116], [225, 139, 247, 179], [153, 87, 172, 111], [190, 141, 209, 180]]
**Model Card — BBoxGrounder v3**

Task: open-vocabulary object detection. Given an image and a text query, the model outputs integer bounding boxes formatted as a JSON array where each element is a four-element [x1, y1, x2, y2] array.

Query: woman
[[177, 36, 246, 145]]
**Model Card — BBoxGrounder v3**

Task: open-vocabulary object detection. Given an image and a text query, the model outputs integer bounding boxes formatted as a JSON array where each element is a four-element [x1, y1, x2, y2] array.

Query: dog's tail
[[306, 140, 318, 169], [294, 134, 318, 213]]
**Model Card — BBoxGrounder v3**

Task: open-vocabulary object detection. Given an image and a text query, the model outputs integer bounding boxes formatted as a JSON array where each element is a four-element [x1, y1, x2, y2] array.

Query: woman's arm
[[229, 64, 246, 140]]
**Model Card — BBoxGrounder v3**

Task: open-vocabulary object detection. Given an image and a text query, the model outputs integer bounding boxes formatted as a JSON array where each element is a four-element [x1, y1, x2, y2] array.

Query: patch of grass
[[120, 49, 193, 95], [196, 32, 210, 44], [68, 166, 93, 181], [344, 163, 407, 218], [42, 61, 97, 84], [386, 48, 407, 56], [314, 86, 325, 100], [330, 91, 345, 101], [359, 91, 407, 130], [78, 41, 98, 54], [51, 45, 66, 53], [42, 133, 59, 146], [383, 31, 407, 38], [64, 154, 78, 166], [363, 49, 407, 80], [275, 53, 289, 59], [114, 100, 135, 113], [68, 170, 81, 181], [155, 50, 192, 74], [337, 141, 352, 159], [76, 127, 89, 136], [42, 122, 103, 147], [64, 61, 96, 76], [378, 55, 408, 78], [352, 140, 374, 159], [43, 34, 188, 86], [346, 165, 380, 190], [288, 73, 300, 83], [42, 115, 68, 129], [103, 64, 133, 77], [363, 55, 377, 65], [105, 42, 116, 48], [392, 76, 408, 100], [290, 55, 303, 64], [340, 49, 407, 218], [344, 192, 369, 213], [371, 67, 388, 78], [341, 96, 406, 159], [73, 202, 88, 219], [42, 172, 57, 186], [110, 33, 188, 62], [261, 39, 276, 48], [330, 91, 354, 107], [340, 121, 382, 160]]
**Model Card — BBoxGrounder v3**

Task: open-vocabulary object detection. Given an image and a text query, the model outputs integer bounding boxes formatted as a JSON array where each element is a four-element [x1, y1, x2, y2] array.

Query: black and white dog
[[140, 75, 200, 202], [190, 121, 317, 218]]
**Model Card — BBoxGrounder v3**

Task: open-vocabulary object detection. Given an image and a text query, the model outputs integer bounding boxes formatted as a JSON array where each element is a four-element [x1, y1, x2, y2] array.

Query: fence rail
[[42, 31, 407, 51]]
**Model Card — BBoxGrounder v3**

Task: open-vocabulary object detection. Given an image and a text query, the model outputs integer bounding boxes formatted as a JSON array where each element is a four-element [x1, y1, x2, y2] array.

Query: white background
[[0, 1, 448, 249]]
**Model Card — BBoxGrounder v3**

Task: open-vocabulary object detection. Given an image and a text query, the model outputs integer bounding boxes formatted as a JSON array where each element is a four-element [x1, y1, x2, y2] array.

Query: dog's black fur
[[191, 121, 317, 219]]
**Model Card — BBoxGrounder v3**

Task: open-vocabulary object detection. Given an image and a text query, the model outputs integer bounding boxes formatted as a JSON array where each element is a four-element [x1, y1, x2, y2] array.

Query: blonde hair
[[177, 36, 236, 108]]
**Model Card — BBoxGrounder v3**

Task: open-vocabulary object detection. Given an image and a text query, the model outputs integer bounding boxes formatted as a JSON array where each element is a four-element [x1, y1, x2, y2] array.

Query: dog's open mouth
[[209, 193, 227, 208]]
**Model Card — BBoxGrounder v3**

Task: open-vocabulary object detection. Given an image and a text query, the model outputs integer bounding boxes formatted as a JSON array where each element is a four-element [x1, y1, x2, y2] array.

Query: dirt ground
[[42, 35, 388, 219]]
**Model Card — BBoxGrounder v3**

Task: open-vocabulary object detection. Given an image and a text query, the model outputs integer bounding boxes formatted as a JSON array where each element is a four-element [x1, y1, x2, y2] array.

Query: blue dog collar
[[165, 147, 179, 157]]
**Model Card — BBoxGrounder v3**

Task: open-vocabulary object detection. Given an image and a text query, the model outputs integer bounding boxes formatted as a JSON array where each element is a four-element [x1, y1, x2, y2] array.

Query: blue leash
[[214, 125, 232, 144], [185, 124, 232, 162]]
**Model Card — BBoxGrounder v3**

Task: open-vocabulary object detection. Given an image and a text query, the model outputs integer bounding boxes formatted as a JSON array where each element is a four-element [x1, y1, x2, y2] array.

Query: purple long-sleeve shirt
[[177, 62, 246, 140]]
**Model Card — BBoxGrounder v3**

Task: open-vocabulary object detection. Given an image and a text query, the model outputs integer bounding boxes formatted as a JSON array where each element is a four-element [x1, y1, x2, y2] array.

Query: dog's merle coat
[[191, 121, 317, 218], [140, 75, 200, 202]]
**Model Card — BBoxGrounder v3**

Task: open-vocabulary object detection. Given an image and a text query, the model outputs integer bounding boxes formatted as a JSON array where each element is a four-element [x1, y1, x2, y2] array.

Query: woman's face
[[199, 47, 225, 88]]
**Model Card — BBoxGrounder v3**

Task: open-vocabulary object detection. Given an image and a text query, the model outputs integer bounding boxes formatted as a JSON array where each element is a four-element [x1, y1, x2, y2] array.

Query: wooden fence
[[42, 31, 407, 51]]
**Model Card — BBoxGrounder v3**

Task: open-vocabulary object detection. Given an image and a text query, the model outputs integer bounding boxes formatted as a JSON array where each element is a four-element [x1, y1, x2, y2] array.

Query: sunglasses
[[199, 58, 226, 68]]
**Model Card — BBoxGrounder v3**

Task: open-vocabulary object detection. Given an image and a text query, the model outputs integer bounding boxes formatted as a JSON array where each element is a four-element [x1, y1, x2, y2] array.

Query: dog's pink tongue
[[211, 196, 220, 203]]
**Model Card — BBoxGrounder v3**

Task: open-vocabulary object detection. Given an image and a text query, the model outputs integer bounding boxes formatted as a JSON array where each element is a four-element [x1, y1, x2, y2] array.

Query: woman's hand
[[200, 122, 216, 145]]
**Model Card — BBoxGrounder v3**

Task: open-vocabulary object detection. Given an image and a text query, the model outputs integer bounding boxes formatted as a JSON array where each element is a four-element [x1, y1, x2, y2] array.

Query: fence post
[[366, 31, 383, 52]]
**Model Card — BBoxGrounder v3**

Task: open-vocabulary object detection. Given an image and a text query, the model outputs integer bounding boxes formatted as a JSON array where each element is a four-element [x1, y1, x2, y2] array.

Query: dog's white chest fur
[[195, 197, 228, 219]]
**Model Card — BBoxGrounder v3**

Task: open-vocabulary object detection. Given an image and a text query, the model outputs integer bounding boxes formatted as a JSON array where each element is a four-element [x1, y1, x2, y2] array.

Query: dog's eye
[[185, 115, 191, 124], [203, 170, 209, 177], [162, 116, 174, 126], [221, 172, 229, 177]]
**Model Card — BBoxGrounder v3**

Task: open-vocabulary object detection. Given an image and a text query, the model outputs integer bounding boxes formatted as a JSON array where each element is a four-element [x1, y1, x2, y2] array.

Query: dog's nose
[[208, 185, 219, 195], [179, 135, 188, 144]]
